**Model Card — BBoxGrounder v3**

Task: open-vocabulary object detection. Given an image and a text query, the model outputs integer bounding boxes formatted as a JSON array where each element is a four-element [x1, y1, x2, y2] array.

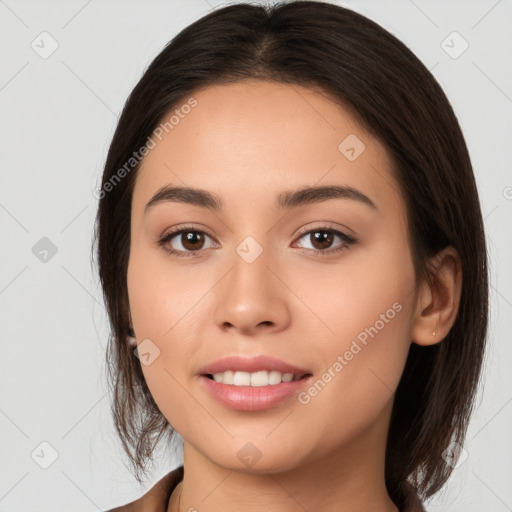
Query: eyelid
[[293, 221, 355, 239], [295, 220, 356, 242], [158, 223, 217, 242]]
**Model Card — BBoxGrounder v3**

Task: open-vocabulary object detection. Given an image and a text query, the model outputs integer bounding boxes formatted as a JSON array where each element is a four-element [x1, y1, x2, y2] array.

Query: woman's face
[[127, 79, 419, 472]]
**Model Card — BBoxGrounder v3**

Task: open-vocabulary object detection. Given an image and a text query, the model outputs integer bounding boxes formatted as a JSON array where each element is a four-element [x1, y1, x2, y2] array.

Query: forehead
[[133, 80, 404, 220]]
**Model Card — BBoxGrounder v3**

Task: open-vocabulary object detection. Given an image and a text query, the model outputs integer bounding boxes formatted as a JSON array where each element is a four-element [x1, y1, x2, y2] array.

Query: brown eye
[[158, 228, 217, 256], [294, 227, 355, 255], [309, 230, 335, 250], [179, 231, 206, 251]]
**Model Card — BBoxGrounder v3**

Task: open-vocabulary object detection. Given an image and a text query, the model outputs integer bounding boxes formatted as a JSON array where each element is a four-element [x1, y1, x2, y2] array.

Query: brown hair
[[93, 1, 488, 508]]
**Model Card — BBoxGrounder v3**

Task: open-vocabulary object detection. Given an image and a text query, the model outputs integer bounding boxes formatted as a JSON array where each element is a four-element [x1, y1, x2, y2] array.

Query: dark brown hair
[[93, 1, 488, 508]]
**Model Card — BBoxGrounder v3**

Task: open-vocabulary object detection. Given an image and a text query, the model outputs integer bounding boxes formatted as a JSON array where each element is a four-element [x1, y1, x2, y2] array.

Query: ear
[[412, 246, 462, 346]]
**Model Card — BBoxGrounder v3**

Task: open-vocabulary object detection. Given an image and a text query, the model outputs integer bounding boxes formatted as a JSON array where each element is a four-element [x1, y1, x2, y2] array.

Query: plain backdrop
[[1, 0, 511, 510]]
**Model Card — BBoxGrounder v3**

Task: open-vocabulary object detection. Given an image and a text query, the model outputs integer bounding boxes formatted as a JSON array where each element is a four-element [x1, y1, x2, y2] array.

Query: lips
[[197, 355, 313, 411]]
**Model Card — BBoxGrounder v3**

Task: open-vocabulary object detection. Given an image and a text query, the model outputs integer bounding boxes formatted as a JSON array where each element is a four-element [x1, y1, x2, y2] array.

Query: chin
[[199, 438, 311, 475]]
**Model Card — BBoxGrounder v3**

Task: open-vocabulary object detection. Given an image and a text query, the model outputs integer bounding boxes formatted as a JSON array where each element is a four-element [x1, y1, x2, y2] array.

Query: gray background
[[1, 0, 511, 510]]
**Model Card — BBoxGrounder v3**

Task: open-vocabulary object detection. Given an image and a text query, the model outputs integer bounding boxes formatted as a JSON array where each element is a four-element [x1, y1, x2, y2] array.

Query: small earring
[[432, 328, 436, 337], [127, 326, 137, 347]]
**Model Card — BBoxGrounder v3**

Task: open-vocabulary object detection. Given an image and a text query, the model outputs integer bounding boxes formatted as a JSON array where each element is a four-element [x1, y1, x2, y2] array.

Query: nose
[[213, 247, 291, 336]]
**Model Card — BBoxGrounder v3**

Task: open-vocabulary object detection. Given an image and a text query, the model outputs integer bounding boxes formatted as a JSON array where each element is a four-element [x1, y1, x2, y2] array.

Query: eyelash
[[156, 223, 356, 258]]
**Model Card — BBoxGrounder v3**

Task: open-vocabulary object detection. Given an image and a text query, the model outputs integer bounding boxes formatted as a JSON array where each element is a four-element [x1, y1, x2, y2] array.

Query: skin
[[126, 79, 462, 512]]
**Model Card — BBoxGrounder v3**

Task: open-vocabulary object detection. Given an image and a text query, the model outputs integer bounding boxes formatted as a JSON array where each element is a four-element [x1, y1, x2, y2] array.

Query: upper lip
[[198, 355, 311, 377]]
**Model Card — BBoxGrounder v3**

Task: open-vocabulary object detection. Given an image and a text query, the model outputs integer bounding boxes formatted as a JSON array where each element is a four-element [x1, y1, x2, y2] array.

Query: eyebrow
[[144, 184, 378, 213]]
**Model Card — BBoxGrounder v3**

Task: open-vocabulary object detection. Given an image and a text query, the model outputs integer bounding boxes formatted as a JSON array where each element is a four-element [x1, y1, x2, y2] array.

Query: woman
[[95, 1, 488, 511]]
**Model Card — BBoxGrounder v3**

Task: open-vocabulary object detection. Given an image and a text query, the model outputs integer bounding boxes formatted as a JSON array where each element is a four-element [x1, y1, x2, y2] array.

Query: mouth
[[197, 354, 313, 405], [199, 369, 314, 411], [202, 370, 312, 387]]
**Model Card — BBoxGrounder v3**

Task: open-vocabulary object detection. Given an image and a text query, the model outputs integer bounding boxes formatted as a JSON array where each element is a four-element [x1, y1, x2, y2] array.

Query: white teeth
[[233, 371, 251, 386], [251, 371, 268, 387], [268, 370, 283, 385], [211, 370, 300, 386]]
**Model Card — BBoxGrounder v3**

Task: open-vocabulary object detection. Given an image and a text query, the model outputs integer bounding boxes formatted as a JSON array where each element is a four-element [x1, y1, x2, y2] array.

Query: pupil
[[182, 231, 204, 250], [312, 231, 333, 249]]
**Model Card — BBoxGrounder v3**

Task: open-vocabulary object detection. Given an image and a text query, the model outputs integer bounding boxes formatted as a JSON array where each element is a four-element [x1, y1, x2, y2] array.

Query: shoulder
[[105, 465, 184, 512]]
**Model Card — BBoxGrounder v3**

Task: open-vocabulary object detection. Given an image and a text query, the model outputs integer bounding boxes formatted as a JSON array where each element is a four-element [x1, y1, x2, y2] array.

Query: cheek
[[290, 239, 416, 418], [126, 243, 209, 342], [289, 230, 415, 352], [126, 249, 215, 432]]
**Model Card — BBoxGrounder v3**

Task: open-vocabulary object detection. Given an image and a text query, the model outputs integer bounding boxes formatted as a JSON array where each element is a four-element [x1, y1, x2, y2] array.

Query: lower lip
[[199, 375, 313, 411]]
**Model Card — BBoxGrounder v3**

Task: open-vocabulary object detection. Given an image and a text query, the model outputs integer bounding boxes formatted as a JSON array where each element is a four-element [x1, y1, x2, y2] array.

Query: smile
[[206, 370, 307, 386]]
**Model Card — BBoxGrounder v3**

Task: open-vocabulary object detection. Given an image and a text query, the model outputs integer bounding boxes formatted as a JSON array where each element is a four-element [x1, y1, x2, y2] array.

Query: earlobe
[[411, 246, 462, 347]]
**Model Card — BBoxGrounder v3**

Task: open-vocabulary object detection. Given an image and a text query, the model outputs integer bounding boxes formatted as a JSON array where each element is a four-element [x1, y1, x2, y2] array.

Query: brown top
[[106, 466, 184, 512], [106, 466, 426, 512]]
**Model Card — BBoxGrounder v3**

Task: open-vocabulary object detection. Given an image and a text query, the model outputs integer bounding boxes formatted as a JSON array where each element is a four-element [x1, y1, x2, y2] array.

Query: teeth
[[212, 370, 300, 386]]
